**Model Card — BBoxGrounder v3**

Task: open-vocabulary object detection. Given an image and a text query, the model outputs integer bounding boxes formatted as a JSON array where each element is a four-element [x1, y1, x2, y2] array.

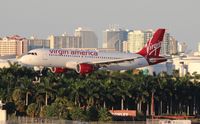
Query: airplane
[[18, 28, 167, 75]]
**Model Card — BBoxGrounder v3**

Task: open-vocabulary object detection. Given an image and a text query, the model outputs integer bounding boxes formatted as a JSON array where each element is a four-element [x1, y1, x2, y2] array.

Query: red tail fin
[[137, 28, 165, 58]]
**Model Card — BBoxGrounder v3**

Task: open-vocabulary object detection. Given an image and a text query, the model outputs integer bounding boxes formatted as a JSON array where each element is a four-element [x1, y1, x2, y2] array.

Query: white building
[[144, 29, 153, 44], [122, 41, 128, 53], [194, 42, 200, 56], [198, 42, 200, 52], [128, 30, 145, 53], [160, 32, 170, 55], [178, 42, 187, 53], [75, 27, 98, 48], [140, 56, 200, 76], [127, 29, 173, 55], [140, 61, 174, 76], [169, 36, 178, 55], [172, 56, 200, 76]]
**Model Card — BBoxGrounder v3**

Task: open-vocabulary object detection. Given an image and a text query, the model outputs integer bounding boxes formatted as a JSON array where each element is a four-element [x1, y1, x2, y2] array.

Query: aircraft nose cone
[[18, 56, 25, 64]]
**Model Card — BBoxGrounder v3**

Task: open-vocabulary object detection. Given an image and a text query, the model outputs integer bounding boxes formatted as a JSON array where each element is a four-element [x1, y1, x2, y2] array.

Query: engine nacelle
[[76, 63, 94, 74], [51, 67, 67, 73]]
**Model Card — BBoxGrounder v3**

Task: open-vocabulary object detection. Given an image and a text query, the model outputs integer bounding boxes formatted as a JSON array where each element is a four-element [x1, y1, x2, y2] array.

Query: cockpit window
[[28, 52, 37, 55]]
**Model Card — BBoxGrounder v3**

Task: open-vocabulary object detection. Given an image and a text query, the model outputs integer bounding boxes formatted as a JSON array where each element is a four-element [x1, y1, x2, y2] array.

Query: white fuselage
[[19, 49, 149, 71]]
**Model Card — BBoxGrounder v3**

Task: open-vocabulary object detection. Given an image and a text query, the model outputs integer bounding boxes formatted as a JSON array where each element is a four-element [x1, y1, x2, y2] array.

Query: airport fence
[[5, 117, 195, 124], [6, 116, 146, 124]]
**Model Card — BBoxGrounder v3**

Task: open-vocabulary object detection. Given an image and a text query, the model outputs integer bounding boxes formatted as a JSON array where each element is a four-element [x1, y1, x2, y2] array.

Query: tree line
[[0, 63, 200, 121]]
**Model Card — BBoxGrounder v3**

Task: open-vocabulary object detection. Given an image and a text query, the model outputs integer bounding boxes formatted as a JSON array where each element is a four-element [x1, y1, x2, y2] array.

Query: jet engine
[[76, 63, 94, 74], [51, 67, 67, 73]]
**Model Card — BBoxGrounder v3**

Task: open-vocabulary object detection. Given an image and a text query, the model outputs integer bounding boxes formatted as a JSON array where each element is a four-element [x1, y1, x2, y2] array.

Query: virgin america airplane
[[19, 28, 167, 75]]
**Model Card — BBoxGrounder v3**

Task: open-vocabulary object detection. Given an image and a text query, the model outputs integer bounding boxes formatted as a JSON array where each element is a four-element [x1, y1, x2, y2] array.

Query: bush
[[87, 106, 99, 121], [46, 103, 59, 118], [4, 102, 16, 115], [98, 108, 112, 121], [70, 107, 87, 121], [46, 97, 71, 119], [135, 111, 146, 121], [40, 105, 48, 118], [26, 103, 37, 117]]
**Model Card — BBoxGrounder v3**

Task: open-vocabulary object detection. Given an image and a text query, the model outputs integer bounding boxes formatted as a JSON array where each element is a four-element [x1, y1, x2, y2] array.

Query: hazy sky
[[0, 0, 199, 50]]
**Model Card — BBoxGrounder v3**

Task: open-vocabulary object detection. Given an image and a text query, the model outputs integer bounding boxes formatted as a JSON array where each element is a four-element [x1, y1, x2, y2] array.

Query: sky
[[0, 0, 199, 50]]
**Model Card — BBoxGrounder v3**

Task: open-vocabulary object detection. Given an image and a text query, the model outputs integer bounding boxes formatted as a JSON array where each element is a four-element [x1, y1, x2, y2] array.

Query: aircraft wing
[[86, 56, 143, 66]]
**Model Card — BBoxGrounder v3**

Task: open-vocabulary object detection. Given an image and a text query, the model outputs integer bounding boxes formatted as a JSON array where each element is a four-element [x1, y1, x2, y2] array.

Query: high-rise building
[[144, 29, 153, 43], [127, 29, 177, 55], [48, 34, 82, 49], [169, 36, 178, 55], [122, 41, 128, 53], [0, 35, 28, 57], [198, 42, 200, 52], [127, 30, 145, 53], [160, 32, 170, 55], [145, 30, 175, 55], [127, 29, 154, 53], [75, 27, 98, 48], [178, 42, 187, 53], [103, 26, 128, 52], [193, 42, 200, 56], [27, 37, 50, 50]]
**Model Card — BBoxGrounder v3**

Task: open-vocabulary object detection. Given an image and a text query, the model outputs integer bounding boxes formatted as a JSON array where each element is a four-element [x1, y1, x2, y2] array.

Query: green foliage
[[45, 97, 71, 119], [12, 88, 23, 102], [98, 108, 112, 121], [87, 106, 99, 121], [4, 102, 16, 115], [135, 111, 146, 121], [15, 100, 26, 114], [46, 104, 57, 118], [26, 103, 37, 117], [1, 64, 200, 120], [39, 105, 48, 118], [70, 107, 87, 121]]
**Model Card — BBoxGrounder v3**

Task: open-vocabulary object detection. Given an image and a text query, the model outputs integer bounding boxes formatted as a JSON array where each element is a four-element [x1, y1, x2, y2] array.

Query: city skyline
[[0, 28, 185, 57], [0, 0, 199, 50]]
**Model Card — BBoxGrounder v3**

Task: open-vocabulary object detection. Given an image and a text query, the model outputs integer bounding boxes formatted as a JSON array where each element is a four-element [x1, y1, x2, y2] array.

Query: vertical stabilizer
[[137, 28, 165, 58], [137, 29, 166, 65]]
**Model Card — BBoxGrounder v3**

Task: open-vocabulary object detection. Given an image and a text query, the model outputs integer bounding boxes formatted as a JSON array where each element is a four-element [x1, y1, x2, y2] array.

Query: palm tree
[[3, 72, 16, 102], [39, 76, 57, 106], [131, 72, 148, 113], [18, 76, 33, 106], [84, 78, 101, 107], [68, 78, 85, 107], [99, 77, 115, 109], [105, 71, 132, 110]]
